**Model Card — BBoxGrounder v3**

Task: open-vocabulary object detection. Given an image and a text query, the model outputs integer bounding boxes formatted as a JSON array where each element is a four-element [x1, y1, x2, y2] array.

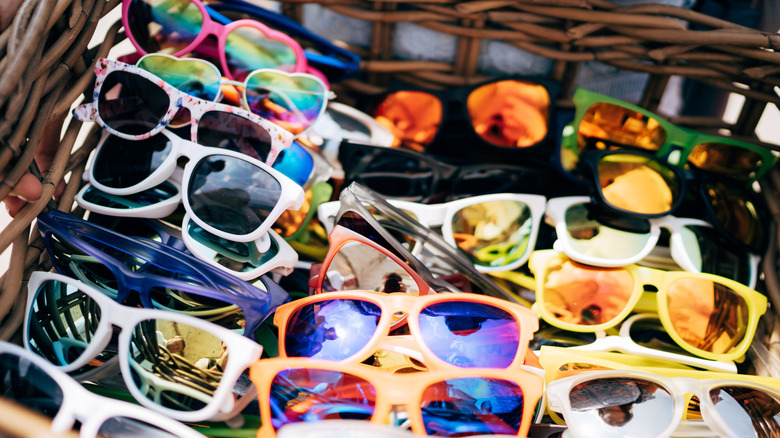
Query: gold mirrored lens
[[665, 277, 749, 355], [597, 154, 680, 215], [541, 258, 635, 327], [451, 200, 534, 268], [373, 91, 442, 150], [688, 142, 764, 181], [577, 102, 667, 153], [704, 181, 762, 251]]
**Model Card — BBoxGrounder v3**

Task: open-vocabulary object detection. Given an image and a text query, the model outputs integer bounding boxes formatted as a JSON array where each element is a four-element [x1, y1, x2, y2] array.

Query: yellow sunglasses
[[528, 250, 767, 362]]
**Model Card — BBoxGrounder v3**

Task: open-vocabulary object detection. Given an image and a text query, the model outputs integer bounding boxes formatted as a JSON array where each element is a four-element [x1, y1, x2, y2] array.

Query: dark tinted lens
[[197, 111, 273, 162], [336, 212, 405, 261], [418, 301, 519, 368], [126, 0, 203, 54], [0, 352, 63, 418], [683, 225, 753, 286], [339, 148, 436, 201], [92, 134, 173, 189], [709, 385, 780, 436], [188, 155, 281, 236], [284, 299, 381, 360], [47, 232, 121, 296], [625, 316, 690, 356], [186, 219, 281, 276], [703, 181, 764, 252], [98, 71, 169, 135], [81, 181, 178, 210], [97, 416, 182, 437], [450, 167, 539, 199]]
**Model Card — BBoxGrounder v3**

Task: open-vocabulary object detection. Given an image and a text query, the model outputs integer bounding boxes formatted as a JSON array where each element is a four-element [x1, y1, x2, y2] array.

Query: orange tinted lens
[[577, 102, 666, 153], [704, 182, 762, 251], [665, 277, 749, 355], [540, 258, 635, 327], [597, 153, 681, 215], [688, 142, 764, 181], [467, 80, 550, 148], [373, 91, 442, 150]]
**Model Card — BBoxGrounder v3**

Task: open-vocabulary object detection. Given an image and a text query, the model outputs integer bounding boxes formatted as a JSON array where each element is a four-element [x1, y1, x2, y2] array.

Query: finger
[[9, 173, 43, 202], [3, 196, 26, 218]]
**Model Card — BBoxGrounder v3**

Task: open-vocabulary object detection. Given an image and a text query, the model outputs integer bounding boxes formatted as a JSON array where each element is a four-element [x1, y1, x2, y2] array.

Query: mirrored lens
[[703, 181, 763, 252], [577, 102, 667, 153], [27, 279, 109, 371], [709, 385, 780, 437], [81, 181, 179, 210], [688, 142, 765, 181], [92, 133, 173, 189], [597, 153, 681, 215], [284, 299, 380, 360], [196, 111, 274, 163], [186, 219, 279, 276], [540, 258, 635, 327], [127, 318, 230, 412], [0, 352, 64, 419], [269, 368, 376, 430], [322, 241, 419, 294], [137, 56, 222, 101], [224, 25, 299, 81], [245, 71, 326, 135], [126, 0, 203, 54], [665, 277, 749, 355], [467, 80, 550, 148], [418, 301, 519, 368], [188, 155, 281, 236], [562, 202, 652, 262], [373, 91, 442, 150], [98, 71, 170, 135], [567, 377, 673, 438], [272, 141, 314, 188], [451, 199, 535, 269], [421, 377, 525, 436], [97, 416, 184, 437]]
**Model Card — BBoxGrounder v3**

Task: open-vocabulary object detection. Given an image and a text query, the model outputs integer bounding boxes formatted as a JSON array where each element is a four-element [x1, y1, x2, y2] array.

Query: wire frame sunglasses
[[73, 57, 294, 157], [24, 272, 265, 423], [250, 357, 544, 437], [0, 341, 207, 438]]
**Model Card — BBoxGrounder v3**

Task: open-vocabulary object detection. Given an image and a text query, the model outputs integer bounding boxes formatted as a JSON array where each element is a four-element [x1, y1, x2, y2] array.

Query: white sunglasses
[[545, 196, 759, 288], [318, 192, 547, 273], [0, 340, 206, 438], [24, 271, 264, 423]]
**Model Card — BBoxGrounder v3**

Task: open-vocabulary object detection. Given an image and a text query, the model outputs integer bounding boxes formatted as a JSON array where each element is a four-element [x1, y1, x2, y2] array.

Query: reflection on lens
[[93, 134, 173, 189], [665, 277, 748, 354], [451, 200, 534, 269], [273, 142, 315, 188], [189, 155, 280, 236], [224, 25, 299, 81], [567, 377, 672, 438], [540, 259, 634, 327], [128, 318, 228, 412], [563, 203, 652, 261], [323, 241, 419, 294], [81, 181, 179, 210], [48, 232, 120, 297], [98, 71, 170, 136], [284, 299, 380, 360], [421, 377, 524, 436], [704, 181, 763, 252], [269, 368, 376, 430], [137, 56, 222, 102], [0, 352, 63, 418], [373, 91, 442, 150], [197, 112, 273, 162], [418, 301, 519, 368], [97, 416, 181, 437], [688, 142, 764, 181], [710, 385, 780, 437], [336, 212, 405, 261], [597, 153, 680, 215], [468, 80, 550, 148], [577, 102, 666, 153], [245, 70, 326, 135], [187, 218, 277, 275], [126, 0, 203, 54], [148, 283, 245, 332]]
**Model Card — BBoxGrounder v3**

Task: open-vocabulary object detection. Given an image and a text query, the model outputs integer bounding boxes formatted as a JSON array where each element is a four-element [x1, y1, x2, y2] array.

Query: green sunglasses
[[560, 88, 777, 182]]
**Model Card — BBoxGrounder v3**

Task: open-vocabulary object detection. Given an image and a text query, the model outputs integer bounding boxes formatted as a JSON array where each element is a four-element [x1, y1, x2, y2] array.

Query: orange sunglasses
[[273, 289, 539, 370], [250, 357, 544, 437]]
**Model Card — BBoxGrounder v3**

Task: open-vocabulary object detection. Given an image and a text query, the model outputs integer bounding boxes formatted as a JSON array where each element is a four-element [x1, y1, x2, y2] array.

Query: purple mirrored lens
[[421, 377, 524, 436], [418, 301, 519, 368], [284, 299, 380, 360]]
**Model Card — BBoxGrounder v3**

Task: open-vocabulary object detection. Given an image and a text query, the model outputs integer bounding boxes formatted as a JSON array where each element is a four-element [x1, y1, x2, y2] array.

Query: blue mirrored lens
[[270, 368, 375, 430], [418, 301, 519, 368], [272, 141, 314, 187], [422, 377, 524, 436], [284, 299, 380, 360]]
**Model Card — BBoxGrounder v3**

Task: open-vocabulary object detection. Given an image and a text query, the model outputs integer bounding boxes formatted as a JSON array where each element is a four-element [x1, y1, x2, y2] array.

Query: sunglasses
[[73, 58, 294, 155], [86, 129, 304, 243], [24, 272, 265, 422], [528, 249, 768, 362], [0, 341, 206, 438], [37, 209, 290, 340], [319, 193, 547, 273], [545, 196, 760, 288], [250, 357, 544, 437], [76, 177, 182, 219], [560, 87, 777, 182], [122, 0, 307, 81], [338, 139, 568, 203], [364, 77, 559, 155], [136, 54, 331, 136]]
